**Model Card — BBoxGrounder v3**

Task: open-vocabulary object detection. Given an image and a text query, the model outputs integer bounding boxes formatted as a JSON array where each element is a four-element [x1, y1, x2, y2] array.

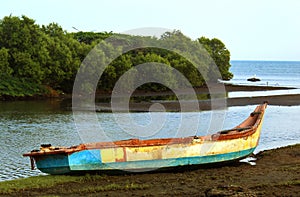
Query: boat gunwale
[[23, 103, 267, 157]]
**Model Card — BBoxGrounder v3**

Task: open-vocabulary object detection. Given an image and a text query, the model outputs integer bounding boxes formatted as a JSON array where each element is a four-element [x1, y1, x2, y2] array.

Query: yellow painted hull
[[24, 103, 267, 174]]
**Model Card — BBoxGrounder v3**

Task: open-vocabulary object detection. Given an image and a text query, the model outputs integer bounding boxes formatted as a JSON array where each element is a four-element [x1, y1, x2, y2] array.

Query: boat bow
[[23, 103, 267, 174]]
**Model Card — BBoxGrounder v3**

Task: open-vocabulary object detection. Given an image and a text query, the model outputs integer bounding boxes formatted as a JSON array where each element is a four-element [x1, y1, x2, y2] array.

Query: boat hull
[[25, 103, 267, 175], [36, 147, 256, 175], [35, 120, 262, 174]]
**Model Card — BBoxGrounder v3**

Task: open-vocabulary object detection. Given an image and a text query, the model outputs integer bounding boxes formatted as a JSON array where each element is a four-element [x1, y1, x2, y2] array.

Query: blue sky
[[1, 0, 299, 61]]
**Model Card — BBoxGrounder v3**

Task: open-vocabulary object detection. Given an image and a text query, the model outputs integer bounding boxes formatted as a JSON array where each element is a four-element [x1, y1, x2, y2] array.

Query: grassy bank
[[0, 174, 149, 196]]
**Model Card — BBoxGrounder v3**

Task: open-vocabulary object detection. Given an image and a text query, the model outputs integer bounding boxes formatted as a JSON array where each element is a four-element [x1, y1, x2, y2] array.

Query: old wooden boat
[[23, 103, 267, 175]]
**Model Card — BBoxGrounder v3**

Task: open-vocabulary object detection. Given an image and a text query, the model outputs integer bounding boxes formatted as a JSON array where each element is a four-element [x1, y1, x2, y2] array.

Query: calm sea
[[229, 60, 300, 88], [0, 60, 300, 181]]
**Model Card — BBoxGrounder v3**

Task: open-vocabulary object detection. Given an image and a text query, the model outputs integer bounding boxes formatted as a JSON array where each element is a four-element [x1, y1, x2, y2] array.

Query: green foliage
[[0, 74, 47, 98], [198, 37, 233, 80], [71, 31, 113, 44], [0, 15, 233, 98], [42, 23, 77, 88], [0, 47, 12, 75], [0, 15, 86, 96]]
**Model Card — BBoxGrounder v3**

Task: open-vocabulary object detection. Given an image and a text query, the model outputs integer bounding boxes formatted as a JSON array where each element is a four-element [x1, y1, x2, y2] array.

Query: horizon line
[[231, 59, 300, 62]]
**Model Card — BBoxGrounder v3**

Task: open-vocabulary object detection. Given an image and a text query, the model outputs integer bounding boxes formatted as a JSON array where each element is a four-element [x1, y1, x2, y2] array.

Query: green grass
[[275, 180, 300, 186], [0, 174, 149, 195], [73, 182, 149, 193], [0, 175, 79, 194]]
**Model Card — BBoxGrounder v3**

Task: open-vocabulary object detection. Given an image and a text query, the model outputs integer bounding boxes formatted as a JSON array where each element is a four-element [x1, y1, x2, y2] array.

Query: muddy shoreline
[[97, 144, 300, 197], [94, 84, 300, 112]]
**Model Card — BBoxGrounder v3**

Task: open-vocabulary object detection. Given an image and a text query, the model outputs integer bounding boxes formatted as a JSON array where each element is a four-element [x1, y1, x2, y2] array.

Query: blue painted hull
[[35, 147, 256, 174], [25, 103, 267, 175]]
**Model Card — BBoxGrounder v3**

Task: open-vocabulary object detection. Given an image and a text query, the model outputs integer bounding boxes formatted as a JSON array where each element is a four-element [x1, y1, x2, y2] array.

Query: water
[[229, 60, 300, 88], [1, 100, 300, 181], [0, 100, 82, 181]]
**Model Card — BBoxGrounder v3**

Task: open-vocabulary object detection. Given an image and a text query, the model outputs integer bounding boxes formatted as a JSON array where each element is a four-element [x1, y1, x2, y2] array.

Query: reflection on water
[[0, 100, 299, 181], [95, 93, 215, 103], [0, 100, 81, 181]]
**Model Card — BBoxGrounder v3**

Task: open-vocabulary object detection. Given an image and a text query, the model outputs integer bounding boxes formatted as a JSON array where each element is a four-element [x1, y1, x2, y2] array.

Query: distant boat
[[247, 75, 261, 82], [23, 103, 268, 175]]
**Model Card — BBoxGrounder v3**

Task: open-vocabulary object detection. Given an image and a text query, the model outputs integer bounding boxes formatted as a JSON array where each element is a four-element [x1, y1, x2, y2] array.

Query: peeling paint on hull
[[24, 103, 267, 175], [37, 147, 256, 174]]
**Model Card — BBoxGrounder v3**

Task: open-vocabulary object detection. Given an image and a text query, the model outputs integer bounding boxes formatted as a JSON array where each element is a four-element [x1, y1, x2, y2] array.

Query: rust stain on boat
[[24, 103, 266, 156], [23, 103, 267, 174]]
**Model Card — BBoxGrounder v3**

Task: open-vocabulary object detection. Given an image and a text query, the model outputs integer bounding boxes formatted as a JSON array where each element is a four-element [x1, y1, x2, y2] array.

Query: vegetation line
[[0, 15, 232, 100]]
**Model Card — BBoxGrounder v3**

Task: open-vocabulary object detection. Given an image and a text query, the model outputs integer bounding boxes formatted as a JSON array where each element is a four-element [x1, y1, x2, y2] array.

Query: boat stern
[[30, 154, 71, 174]]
